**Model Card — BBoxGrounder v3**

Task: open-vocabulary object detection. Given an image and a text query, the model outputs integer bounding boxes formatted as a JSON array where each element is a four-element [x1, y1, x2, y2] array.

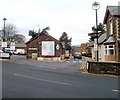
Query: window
[[110, 19, 113, 35], [105, 45, 114, 55]]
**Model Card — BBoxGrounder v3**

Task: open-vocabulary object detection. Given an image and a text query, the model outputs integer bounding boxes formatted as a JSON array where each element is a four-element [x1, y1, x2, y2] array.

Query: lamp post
[[92, 2, 100, 61], [3, 17, 7, 42]]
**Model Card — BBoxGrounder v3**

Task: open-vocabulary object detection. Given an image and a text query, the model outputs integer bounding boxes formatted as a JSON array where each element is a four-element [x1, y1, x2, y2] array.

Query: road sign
[[56, 44, 60, 50], [1, 42, 7, 47], [94, 39, 98, 51], [10, 42, 15, 50]]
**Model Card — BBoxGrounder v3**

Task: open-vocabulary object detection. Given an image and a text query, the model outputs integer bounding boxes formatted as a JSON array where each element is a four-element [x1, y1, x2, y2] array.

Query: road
[[1, 55, 119, 99]]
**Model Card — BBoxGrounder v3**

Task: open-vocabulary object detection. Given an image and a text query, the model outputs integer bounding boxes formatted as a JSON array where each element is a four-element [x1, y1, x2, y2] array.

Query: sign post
[[10, 42, 15, 60]]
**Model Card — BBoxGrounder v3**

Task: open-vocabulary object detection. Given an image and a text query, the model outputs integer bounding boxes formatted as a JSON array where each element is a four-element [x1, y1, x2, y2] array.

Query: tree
[[88, 23, 106, 42], [0, 23, 26, 43], [29, 26, 50, 39], [12, 34, 25, 43], [29, 30, 38, 39], [1, 24, 17, 41], [92, 23, 106, 35], [59, 32, 72, 50]]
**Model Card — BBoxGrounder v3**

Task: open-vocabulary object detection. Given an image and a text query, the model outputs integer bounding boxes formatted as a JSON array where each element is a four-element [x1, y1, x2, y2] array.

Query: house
[[71, 45, 80, 54], [89, 5, 120, 62], [25, 32, 64, 59], [103, 6, 120, 62], [80, 43, 92, 54]]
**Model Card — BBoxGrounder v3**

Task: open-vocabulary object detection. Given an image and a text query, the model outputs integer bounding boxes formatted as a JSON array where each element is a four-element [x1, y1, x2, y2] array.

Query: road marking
[[112, 89, 120, 92], [36, 66, 57, 70], [36, 66, 45, 68], [73, 61, 77, 63], [13, 74, 72, 86]]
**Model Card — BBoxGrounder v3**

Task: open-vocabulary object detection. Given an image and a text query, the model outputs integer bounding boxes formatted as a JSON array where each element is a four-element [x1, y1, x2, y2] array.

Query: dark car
[[4, 50, 13, 56], [73, 52, 82, 59]]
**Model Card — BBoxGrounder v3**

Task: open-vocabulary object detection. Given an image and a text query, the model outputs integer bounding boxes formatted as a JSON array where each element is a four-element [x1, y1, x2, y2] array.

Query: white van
[[13, 49, 26, 55]]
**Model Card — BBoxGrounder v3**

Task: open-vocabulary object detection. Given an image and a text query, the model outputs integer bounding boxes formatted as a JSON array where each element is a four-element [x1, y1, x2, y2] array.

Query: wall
[[26, 38, 38, 58], [99, 44, 105, 61], [87, 61, 120, 75], [105, 55, 115, 61]]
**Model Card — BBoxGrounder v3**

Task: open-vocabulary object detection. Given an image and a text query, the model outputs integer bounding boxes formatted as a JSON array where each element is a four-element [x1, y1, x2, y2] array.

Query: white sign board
[[10, 46, 15, 50], [1, 42, 7, 47], [10, 42, 15, 50], [94, 39, 98, 51], [42, 41, 55, 56], [28, 48, 37, 50], [56, 44, 60, 50]]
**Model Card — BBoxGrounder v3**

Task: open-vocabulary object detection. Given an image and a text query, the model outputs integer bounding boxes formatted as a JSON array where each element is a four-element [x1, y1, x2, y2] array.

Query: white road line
[[13, 74, 72, 86], [36, 66, 57, 70], [73, 61, 77, 63], [112, 89, 120, 92], [36, 66, 45, 68]]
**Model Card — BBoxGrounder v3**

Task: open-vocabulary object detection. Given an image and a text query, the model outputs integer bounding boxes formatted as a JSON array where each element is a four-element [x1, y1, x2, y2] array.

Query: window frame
[[105, 45, 115, 55]]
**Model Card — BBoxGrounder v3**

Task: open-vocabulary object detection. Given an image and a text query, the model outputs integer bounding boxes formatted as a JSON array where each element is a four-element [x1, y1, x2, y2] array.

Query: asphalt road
[[1, 58, 120, 99]]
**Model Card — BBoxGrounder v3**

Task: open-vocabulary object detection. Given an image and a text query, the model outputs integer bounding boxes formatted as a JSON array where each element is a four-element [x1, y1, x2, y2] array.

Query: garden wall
[[87, 61, 120, 76]]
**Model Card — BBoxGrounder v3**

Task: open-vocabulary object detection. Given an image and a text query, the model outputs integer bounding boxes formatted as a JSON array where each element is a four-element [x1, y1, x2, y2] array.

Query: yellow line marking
[[81, 72, 120, 78]]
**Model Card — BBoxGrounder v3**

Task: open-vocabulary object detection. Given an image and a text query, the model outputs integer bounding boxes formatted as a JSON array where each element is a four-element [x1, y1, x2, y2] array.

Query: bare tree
[[12, 34, 25, 43], [1, 23, 25, 42], [2, 24, 17, 41]]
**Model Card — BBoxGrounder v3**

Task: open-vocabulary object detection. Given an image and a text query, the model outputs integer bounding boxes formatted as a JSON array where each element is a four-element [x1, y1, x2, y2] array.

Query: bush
[[82, 53, 92, 57]]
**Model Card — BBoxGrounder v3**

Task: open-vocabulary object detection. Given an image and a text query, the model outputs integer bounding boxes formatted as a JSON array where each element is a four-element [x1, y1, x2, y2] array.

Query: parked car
[[73, 52, 82, 59], [13, 49, 26, 55], [4, 50, 13, 54]]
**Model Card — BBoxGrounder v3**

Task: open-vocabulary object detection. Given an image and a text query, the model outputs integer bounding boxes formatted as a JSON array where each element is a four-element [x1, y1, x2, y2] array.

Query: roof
[[25, 32, 61, 44], [103, 6, 120, 24], [104, 35, 115, 44], [15, 43, 26, 47], [98, 33, 106, 44], [0, 41, 26, 48]]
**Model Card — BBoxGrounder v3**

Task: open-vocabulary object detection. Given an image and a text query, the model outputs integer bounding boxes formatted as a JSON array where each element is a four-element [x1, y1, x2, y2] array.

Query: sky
[[0, 0, 119, 45]]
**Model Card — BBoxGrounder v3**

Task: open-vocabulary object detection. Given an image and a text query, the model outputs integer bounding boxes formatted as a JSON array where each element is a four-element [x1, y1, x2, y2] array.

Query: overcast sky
[[0, 0, 119, 45]]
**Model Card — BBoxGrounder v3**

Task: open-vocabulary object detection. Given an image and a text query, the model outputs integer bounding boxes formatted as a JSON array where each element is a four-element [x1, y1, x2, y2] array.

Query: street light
[[3, 17, 7, 42], [92, 2, 100, 61]]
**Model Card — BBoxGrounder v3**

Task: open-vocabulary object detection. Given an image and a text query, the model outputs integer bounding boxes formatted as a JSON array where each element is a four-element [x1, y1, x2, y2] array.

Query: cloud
[[0, 0, 119, 45]]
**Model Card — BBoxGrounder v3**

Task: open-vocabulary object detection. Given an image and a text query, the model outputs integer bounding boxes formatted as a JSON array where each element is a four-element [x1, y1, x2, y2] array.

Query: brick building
[[103, 6, 120, 62], [90, 6, 120, 62], [80, 43, 91, 54], [25, 32, 64, 59]]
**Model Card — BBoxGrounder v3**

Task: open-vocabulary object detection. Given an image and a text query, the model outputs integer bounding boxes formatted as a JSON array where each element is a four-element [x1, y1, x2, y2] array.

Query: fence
[[87, 61, 120, 76]]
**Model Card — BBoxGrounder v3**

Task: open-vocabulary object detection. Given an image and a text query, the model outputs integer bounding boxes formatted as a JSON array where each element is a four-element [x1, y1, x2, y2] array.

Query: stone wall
[[87, 61, 120, 76]]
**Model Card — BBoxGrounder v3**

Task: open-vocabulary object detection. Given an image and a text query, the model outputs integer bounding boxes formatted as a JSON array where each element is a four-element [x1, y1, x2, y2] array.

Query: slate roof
[[103, 6, 120, 24], [98, 33, 106, 44], [15, 43, 26, 47], [104, 35, 115, 44], [108, 6, 120, 15], [0, 41, 26, 48]]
